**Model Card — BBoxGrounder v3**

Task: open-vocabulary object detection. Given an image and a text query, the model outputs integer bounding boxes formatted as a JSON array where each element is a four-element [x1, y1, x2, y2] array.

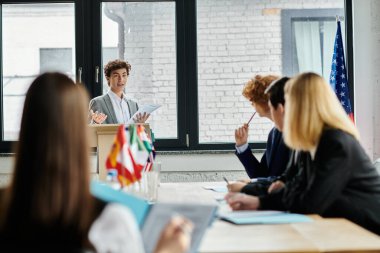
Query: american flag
[[329, 20, 354, 122]]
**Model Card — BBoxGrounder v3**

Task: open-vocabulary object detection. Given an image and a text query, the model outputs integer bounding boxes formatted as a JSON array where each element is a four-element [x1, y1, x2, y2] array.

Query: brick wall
[[120, 0, 343, 142], [2, 0, 345, 143]]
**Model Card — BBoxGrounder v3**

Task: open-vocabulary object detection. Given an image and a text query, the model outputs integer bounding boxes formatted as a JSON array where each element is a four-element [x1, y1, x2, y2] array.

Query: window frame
[[282, 5, 354, 113], [0, 0, 353, 152], [281, 8, 343, 76], [0, 0, 85, 152]]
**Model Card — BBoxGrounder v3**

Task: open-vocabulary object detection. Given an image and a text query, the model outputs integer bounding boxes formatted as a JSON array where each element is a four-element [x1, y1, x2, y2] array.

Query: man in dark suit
[[89, 59, 149, 124], [229, 77, 291, 196]]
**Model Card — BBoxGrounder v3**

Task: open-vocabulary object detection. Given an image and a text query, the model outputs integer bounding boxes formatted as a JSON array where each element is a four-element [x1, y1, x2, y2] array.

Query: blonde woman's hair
[[283, 72, 359, 151]]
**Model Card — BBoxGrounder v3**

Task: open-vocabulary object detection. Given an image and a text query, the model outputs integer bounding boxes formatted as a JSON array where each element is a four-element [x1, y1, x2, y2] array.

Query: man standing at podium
[[89, 59, 150, 124]]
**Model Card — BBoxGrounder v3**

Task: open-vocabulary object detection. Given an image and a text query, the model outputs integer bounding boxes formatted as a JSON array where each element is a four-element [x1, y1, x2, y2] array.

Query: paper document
[[142, 203, 217, 253], [127, 104, 161, 124], [219, 210, 313, 225]]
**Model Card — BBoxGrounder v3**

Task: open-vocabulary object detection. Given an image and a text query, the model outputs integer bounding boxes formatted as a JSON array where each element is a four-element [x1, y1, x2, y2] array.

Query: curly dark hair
[[242, 74, 279, 105], [104, 59, 132, 78]]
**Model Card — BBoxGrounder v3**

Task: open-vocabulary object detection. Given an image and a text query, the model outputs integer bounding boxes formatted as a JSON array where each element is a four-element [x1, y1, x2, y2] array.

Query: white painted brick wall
[[2, 0, 344, 143], [196, 0, 343, 142], [97, 0, 344, 142]]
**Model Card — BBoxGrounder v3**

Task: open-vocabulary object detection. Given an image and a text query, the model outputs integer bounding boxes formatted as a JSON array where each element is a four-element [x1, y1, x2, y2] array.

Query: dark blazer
[[236, 127, 291, 178], [260, 129, 380, 235], [89, 93, 139, 124]]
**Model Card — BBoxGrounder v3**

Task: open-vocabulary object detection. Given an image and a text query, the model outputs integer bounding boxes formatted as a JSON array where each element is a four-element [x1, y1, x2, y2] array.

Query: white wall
[[353, 0, 380, 160], [0, 152, 256, 186]]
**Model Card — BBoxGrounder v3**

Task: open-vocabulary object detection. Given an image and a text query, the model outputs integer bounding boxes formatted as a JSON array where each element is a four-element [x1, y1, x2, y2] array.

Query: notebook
[[219, 210, 313, 225], [91, 182, 218, 253]]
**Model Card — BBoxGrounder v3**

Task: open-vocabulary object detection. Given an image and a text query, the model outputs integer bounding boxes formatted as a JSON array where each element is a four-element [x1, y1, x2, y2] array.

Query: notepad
[[219, 210, 313, 225], [91, 181, 218, 253]]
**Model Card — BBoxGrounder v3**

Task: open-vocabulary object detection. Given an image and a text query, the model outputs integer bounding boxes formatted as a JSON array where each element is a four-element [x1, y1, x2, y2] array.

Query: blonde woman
[[226, 72, 380, 235]]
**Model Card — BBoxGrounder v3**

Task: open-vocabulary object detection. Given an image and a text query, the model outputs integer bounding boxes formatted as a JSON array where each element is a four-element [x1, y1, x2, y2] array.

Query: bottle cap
[[107, 169, 118, 177]]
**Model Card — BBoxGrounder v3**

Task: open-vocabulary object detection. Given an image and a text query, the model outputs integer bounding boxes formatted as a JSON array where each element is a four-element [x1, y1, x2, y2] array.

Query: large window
[[0, 0, 351, 151], [196, 0, 345, 144], [281, 9, 345, 82], [1, 3, 75, 141], [101, 2, 177, 139]]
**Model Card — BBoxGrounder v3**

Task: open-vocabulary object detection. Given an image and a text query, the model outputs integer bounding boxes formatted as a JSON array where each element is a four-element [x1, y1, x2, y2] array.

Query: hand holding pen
[[235, 112, 256, 146], [223, 176, 231, 192], [224, 176, 247, 192]]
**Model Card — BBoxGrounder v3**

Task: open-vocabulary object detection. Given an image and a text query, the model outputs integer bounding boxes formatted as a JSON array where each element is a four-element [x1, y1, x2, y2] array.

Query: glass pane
[[101, 2, 177, 139], [2, 3, 76, 141], [293, 19, 345, 82], [197, 0, 344, 144]]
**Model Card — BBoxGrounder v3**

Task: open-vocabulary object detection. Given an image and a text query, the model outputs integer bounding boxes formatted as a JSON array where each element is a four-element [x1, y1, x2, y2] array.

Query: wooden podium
[[88, 124, 150, 180]]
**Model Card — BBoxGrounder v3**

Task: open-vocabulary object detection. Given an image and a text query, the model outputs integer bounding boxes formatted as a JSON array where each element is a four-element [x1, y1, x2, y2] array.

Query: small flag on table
[[105, 125, 151, 186]]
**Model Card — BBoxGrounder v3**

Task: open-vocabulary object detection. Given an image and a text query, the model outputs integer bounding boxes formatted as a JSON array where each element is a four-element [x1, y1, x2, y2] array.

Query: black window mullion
[[76, 0, 94, 94], [89, 0, 102, 98], [154, 0, 187, 150], [0, 4, 11, 152], [345, 0, 354, 111], [183, 0, 198, 150]]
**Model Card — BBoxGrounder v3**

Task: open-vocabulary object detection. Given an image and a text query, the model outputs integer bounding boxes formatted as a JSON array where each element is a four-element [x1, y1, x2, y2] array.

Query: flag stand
[[88, 123, 151, 180]]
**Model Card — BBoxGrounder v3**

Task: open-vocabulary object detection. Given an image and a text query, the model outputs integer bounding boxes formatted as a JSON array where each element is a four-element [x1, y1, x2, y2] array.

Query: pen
[[247, 111, 257, 125], [223, 176, 230, 185]]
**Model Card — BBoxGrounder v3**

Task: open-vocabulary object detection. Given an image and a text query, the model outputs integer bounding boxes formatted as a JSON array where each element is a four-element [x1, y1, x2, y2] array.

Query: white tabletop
[[157, 182, 380, 253]]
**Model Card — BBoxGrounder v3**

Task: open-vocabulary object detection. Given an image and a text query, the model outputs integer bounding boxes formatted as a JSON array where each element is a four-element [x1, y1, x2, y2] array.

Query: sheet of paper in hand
[[127, 104, 161, 124]]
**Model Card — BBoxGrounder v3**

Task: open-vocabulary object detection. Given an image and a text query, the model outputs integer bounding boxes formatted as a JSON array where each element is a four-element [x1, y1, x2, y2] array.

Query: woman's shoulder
[[321, 128, 356, 144], [89, 203, 145, 253], [95, 203, 136, 224], [319, 128, 364, 157]]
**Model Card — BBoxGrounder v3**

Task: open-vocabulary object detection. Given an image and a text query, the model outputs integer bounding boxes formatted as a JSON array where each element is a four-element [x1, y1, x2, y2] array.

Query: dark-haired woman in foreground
[[0, 72, 192, 252]]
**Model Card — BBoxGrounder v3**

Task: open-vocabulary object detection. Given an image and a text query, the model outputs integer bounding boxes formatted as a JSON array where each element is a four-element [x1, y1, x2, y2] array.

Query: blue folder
[[219, 210, 313, 225], [90, 181, 150, 226]]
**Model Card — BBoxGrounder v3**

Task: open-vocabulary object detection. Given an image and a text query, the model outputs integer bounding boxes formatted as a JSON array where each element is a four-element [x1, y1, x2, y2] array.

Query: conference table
[[157, 182, 380, 253]]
